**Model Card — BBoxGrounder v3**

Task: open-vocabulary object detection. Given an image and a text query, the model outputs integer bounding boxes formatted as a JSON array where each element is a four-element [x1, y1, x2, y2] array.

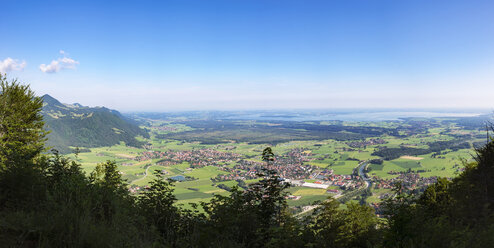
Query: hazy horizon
[[2, 0, 494, 111], [41, 93, 494, 113]]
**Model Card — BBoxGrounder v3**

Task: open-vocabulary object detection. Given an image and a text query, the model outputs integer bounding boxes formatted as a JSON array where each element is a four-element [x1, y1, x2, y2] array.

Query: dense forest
[[42, 94, 149, 153], [159, 120, 399, 145], [1, 75, 494, 247], [372, 139, 472, 160]]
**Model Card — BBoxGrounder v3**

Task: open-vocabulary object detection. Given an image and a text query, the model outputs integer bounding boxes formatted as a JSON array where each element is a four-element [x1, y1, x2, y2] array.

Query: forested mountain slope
[[41, 94, 149, 153]]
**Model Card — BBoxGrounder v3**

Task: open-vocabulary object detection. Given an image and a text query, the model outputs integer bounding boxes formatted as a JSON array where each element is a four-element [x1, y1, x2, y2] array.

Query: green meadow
[[69, 118, 482, 208]]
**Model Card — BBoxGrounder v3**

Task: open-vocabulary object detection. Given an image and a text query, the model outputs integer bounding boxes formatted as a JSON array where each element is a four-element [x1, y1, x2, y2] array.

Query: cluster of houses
[[372, 172, 438, 190], [132, 147, 369, 198], [213, 149, 320, 182], [314, 168, 335, 179], [212, 160, 261, 182], [328, 174, 364, 190], [134, 149, 243, 168], [285, 173, 363, 192], [133, 147, 320, 183], [285, 148, 316, 163], [213, 159, 318, 182], [133, 147, 370, 196]]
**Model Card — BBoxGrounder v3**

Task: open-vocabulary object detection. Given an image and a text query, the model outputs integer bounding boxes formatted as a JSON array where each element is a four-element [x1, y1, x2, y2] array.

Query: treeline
[[2, 76, 494, 247], [443, 115, 493, 130], [372, 139, 471, 160], [159, 120, 400, 145], [368, 159, 384, 165]]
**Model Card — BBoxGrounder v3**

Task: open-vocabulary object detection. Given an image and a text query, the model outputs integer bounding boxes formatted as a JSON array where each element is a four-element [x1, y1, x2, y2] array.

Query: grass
[[392, 160, 421, 169], [369, 163, 384, 171], [67, 119, 482, 208], [286, 186, 330, 207], [288, 195, 329, 207], [329, 161, 359, 175], [186, 166, 228, 179], [368, 148, 473, 179], [175, 191, 213, 200], [290, 187, 327, 196]]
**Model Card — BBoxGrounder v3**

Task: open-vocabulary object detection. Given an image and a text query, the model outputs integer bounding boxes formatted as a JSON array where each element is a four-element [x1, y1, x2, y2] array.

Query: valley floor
[[69, 117, 482, 211]]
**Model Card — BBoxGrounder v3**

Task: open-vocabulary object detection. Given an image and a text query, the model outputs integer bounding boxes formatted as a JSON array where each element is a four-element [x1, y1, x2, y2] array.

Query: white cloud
[[39, 51, 79, 73], [0, 57, 26, 73]]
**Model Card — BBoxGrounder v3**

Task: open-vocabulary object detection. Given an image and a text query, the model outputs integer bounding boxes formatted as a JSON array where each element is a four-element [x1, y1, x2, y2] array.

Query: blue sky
[[1, 0, 493, 111]]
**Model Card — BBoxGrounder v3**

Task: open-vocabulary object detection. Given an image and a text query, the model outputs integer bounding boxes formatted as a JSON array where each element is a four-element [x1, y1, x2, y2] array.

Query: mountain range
[[41, 94, 149, 153]]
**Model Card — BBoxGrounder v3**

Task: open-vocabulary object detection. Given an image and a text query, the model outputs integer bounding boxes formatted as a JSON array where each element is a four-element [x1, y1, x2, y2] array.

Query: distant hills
[[41, 94, 149, 153]]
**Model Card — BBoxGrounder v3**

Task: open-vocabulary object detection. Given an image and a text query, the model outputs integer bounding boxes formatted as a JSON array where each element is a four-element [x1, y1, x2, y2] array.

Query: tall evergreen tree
[[0, 74, 46, 169]]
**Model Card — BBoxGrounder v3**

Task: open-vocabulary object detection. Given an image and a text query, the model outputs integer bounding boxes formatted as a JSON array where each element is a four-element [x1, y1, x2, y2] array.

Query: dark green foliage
[[303, 199, 343, 247], [262, 147, 275, 162], [383, 135, 494, 247], [41, 94, 149, 153], [0, 80, 149, 246], [200, 168, 301, 247], [369, 159, 383, 165], [216, 183, 232, 191], [137, 172, 199, 246], [443, 114, 493, 130], [158, 120, 398, 145], [0, 155, 150, 247], [373, 139, 471, 160], [303, 198, 381, 248], [0, 75, 47, 168]]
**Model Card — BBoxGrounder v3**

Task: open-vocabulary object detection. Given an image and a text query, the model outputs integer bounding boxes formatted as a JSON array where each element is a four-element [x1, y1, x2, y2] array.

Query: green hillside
[[41, 94, 149, 153]]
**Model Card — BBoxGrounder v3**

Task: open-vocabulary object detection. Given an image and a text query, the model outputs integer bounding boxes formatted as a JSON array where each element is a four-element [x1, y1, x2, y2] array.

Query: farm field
[[69, 115, 487, 209]]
